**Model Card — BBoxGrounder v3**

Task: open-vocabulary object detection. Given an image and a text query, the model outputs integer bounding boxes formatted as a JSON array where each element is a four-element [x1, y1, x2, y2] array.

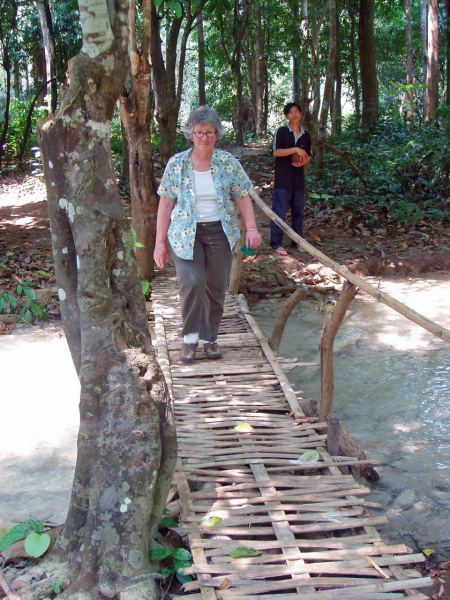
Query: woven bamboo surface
[[151, 269, 432, 599]]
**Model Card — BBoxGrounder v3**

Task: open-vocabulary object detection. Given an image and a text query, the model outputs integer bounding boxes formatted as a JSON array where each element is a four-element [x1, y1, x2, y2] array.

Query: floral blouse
[[157, 148, 254, 259]]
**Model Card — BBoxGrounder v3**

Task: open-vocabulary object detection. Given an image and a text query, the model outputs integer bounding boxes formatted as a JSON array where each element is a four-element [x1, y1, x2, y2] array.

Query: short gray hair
[[183, 106, 225, 142]]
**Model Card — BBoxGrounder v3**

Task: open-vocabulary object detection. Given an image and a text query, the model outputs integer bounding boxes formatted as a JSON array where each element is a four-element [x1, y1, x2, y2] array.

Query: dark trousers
[[170, 221, 232, 342], [270, 188, 304, 248]]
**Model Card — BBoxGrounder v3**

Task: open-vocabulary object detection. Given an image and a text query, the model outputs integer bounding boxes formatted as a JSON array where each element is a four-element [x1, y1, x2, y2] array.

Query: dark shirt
[[273, 124, 312, 192]]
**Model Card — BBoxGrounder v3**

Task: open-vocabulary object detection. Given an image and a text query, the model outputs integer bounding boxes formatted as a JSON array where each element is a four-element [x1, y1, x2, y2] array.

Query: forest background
[[0, 1, 450, 598], [1, 0, 450, 275]]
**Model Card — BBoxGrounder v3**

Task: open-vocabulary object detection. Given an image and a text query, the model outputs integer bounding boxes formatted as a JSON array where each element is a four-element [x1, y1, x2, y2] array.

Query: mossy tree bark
[[37, 1, 177, 597]]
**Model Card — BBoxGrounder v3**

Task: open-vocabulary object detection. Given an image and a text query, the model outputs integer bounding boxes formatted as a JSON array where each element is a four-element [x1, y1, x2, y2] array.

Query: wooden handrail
[[250, 189, 450, 344]]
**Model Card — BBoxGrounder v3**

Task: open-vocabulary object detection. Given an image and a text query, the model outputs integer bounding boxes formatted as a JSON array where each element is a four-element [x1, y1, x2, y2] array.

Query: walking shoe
[[204, 342, 223, 359], [179, 343, 197, 362]]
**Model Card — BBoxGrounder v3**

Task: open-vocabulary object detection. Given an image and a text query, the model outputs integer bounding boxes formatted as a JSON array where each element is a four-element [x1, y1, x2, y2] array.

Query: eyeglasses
[[193, 130, 216, 139]]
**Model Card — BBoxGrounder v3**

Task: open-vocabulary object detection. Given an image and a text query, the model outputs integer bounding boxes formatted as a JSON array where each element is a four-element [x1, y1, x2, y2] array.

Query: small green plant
[[148, 546, 193, 584], [0, 281, 48, 323], [0, 518, 51, 558], [131, 229, 151, 297], [49, 579, 65, 594]]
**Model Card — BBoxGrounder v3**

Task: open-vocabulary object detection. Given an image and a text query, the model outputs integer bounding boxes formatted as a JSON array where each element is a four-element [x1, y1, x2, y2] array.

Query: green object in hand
[[240, 241, 265, 255]]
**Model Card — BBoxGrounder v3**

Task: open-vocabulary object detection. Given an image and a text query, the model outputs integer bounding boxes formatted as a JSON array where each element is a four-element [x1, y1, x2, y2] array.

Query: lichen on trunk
[[35, 1, 177, 597]]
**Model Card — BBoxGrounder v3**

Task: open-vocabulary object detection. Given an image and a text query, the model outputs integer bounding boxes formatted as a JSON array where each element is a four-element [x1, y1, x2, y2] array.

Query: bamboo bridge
[[151, 266, 433, 600]]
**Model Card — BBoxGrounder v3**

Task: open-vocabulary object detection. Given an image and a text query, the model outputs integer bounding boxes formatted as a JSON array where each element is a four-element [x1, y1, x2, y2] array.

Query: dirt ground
[[2, 149, 449, 321], [1, 152, 450, 598]]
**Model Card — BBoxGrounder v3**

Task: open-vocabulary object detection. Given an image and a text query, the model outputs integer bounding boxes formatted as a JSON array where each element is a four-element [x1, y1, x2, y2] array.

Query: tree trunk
[[310, 0, 322, 129], [36, 0, 57, 115], [316, 0, 337, 171], [405, 0, 414, 123], [332, 8, 342, 135], [447, 0, 450, 104], [37, 1, 177, 595], [197, 15, 206, 105], [291, 0, 302, 104], [119, 0, 158, 283], [292, 56, 302, 103], [359, 0, 379, 127], [150, 5, 197, 164], [0, 2, 16, 171], [234, 57, 244, 145], [254, 1, 265, 137], [421, 0, 428, 114], [216, 0, 248, 144], [13, 58, 20, 98], [244, 39, 256, 118], [349, 5, 361, 121], [425, 0, 439, 121], [0, 42, 11, 171]]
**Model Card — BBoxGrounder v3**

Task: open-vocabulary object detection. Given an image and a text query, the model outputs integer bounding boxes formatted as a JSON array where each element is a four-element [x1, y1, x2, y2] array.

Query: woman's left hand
[[245, 229, 262, 249]]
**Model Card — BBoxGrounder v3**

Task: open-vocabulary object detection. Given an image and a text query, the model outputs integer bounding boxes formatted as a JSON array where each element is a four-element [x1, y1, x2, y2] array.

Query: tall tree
[[348, 0, 361, 120], [316, 0, 337, 170], [150, 1, 200, 164], [215, 0, 250, 144], [37, 0, 176, 595], [447, 0, 450, 104], [35, 0, 58, 114], [358, 0, 379, 127], [214, 0, 250, 145], [243, 0, 265, 136], [405, 0, 414, 123], [420, 0, 428, 115], [332, 3, 342, 135], [118, 0, 158, 282], [0, 0, 17, 170], [425, 0, 439, 120], [197, 14, 207, 105], [254, 1, 265, 136]]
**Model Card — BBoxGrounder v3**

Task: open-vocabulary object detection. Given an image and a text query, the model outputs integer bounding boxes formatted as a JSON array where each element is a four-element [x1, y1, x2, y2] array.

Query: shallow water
[[0, 326, 80, 527], [251, 275, 450, 551]]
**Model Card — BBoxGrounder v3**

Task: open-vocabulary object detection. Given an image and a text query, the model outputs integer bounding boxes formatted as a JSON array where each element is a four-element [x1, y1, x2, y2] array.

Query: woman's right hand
[[154, 240, 169, 269]]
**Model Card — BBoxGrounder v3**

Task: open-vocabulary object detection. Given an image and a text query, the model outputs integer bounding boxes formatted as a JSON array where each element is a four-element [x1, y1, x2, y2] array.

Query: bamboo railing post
[[319, 281, 358, 426], [229, 215, 245, 294], [249, 188, 450, 343], [270, 287, 308, 353]]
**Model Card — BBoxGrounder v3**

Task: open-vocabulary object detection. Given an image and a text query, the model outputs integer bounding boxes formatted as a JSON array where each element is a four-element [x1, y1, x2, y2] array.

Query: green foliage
[[159, 516, 178, 528], [0, 518, 50, 558], [229, 547, 263, 558], [49, 580, 65, 595], [0, 280, 48, 323], [131, 230, 152, 297], [309, 115, 450, 227], [149, 546, 193, 584], [110, 109, 123, 167], [2, 98, 47, 164]]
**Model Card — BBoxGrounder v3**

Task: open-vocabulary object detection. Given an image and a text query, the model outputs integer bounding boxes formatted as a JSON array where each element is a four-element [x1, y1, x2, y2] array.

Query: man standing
[[270, 102, 312, 255]]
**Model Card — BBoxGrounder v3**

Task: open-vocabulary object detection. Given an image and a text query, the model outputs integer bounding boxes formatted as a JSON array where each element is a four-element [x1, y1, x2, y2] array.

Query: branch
[[315, 139, 367, 186], [0, 568, 21, 600], [128, 0, 137, 55], [17, 68, 66, 163]]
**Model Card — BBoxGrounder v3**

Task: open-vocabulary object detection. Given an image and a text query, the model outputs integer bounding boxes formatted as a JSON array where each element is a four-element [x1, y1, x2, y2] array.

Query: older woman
[[154, 106, 262, 362]]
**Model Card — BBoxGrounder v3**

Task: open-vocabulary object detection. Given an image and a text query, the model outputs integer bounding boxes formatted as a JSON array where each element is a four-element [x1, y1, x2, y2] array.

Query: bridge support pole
[[319, 281, 358, 427]]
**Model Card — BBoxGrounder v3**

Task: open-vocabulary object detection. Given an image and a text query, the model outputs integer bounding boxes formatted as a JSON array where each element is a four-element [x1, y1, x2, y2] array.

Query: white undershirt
[[193, 169, 220, 222]]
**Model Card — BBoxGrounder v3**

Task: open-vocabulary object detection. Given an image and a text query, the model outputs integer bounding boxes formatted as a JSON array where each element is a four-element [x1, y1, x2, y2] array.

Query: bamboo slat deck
[[151, 269, 432, 600]]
